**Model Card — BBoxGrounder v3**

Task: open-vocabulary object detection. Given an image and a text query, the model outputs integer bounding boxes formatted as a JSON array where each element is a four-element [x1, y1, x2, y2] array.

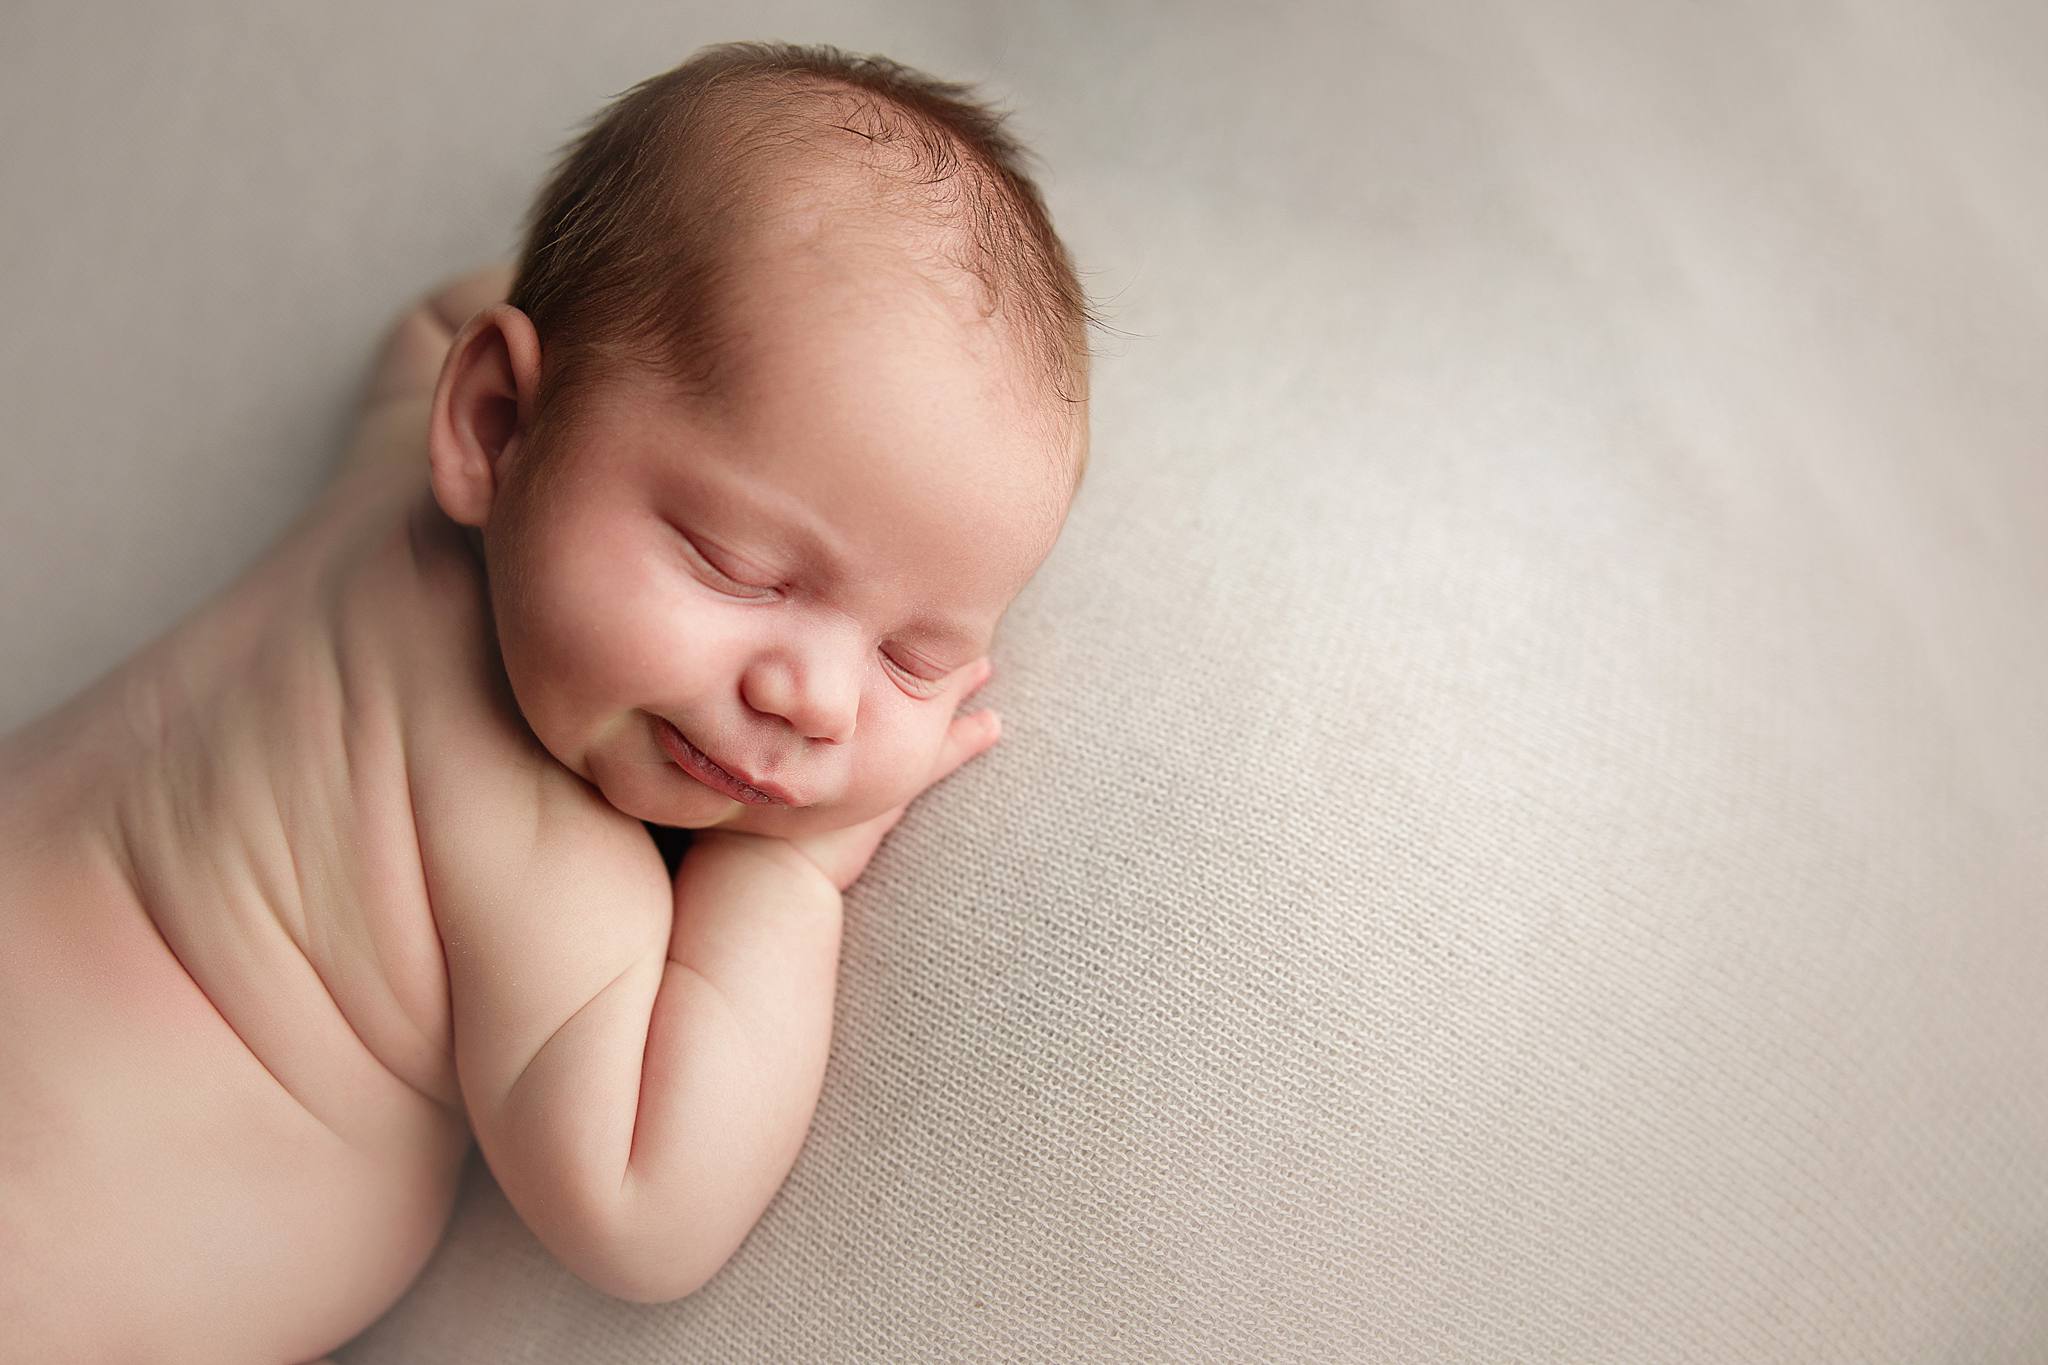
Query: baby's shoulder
[[407, 708, 649, 935]]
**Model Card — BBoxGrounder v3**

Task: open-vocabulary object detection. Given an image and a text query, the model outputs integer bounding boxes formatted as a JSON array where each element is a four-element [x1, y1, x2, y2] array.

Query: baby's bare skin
[[0, 271, 514, 1363], [0, 255, 1050, 1361]]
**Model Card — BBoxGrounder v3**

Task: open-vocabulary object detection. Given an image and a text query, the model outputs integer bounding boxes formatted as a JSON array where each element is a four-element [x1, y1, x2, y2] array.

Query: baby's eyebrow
[[905, 619, 988, 660]]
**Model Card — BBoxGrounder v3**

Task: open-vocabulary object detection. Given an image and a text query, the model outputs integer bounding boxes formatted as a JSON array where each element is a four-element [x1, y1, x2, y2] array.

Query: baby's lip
[[654, 717, 800, 806]]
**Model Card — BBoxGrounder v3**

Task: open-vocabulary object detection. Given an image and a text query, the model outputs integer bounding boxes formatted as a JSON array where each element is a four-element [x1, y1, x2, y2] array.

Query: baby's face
[[478, 246, 1073, 840]]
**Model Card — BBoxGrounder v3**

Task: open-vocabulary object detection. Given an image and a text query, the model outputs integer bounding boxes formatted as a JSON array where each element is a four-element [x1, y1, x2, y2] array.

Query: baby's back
[[0, 442, 488, 1363]]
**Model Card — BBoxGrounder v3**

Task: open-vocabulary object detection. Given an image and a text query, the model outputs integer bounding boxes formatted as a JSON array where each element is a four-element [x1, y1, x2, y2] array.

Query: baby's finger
[[957, 656, 995, 702], [925, 706, 1002, 790]]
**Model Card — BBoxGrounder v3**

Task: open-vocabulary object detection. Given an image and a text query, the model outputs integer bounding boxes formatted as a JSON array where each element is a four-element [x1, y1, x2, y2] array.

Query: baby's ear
[[426, 304, 542, 528]]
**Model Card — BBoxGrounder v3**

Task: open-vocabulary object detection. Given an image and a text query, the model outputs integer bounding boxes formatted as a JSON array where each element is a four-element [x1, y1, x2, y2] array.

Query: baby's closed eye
[[662, 516, 985, 702], [880, 648, 952, 697], [673, 528, 781, 600]]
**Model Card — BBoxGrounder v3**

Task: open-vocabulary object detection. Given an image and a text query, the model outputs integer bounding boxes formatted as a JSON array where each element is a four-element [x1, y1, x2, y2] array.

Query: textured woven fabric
[[4, 1, 2044, 1360]]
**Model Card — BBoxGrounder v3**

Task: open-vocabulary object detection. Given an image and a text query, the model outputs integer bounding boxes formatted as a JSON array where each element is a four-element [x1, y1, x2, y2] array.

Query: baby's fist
[[781, 658, 1002, 892]]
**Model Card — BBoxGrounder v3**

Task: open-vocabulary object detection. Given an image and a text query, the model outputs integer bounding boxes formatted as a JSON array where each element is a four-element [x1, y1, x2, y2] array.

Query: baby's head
[[427, 41, 1096, 839]]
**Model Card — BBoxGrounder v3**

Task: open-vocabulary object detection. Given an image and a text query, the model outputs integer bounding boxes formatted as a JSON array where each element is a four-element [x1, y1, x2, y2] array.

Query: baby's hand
[[768, 658, 1002, 893]]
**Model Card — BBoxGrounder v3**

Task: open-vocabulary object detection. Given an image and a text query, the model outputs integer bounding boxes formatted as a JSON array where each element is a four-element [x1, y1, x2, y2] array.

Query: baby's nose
[[786, 680, 857, 744], [739, 648, 859, 744]]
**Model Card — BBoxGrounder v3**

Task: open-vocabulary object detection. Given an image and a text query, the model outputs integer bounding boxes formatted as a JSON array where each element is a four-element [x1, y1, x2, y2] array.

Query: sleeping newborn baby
[[0, 41, 1091, 1363]]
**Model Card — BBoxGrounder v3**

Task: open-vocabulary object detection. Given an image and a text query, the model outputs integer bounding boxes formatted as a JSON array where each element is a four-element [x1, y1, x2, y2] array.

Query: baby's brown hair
[[508, 41, 1098, 480]]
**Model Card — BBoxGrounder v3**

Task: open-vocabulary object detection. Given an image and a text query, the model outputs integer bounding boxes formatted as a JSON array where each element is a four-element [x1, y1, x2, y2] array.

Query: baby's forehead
[[708, 262, 1066, 472], [726, 206, 1061, 394]]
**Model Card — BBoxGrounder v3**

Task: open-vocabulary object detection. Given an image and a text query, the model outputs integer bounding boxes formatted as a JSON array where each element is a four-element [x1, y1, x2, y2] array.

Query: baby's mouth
[[653, 717, 793, 805]]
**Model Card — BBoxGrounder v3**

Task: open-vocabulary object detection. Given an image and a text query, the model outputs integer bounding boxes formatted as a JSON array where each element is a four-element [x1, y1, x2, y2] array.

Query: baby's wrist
[[689, 829, 841, 902]]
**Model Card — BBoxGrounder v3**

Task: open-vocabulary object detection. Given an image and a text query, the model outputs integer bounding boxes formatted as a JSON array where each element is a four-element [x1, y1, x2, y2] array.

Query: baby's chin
[[651, 797, 884, 842], [602, 767, 905, 840]]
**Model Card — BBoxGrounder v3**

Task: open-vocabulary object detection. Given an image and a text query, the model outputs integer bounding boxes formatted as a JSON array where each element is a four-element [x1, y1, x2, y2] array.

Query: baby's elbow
[[568, 1208, 740, 1305], [580, 1257, 716, 1306]]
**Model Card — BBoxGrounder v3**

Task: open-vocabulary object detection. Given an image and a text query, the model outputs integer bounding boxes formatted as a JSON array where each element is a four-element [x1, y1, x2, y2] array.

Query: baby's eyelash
[[705, 564, 777, 598], [677, 530, 779, 599], [881, 651, 948, 695]]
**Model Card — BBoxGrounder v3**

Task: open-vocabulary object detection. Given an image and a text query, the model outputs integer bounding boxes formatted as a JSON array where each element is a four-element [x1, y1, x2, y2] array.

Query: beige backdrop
[[4, 1, 2045, 1360]]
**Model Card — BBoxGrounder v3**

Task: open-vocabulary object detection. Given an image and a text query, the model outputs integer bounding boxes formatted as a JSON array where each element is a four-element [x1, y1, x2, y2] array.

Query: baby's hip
[[0, 843, 470, 1363]]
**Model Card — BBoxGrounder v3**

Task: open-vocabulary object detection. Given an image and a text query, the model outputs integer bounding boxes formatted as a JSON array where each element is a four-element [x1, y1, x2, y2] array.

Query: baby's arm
[[615, 832, 845, 1288], [421, 766, 842, 1304], [332, 264, 516, 488], [363, 263, 516, 411], [415, 664, 999, 1303]]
